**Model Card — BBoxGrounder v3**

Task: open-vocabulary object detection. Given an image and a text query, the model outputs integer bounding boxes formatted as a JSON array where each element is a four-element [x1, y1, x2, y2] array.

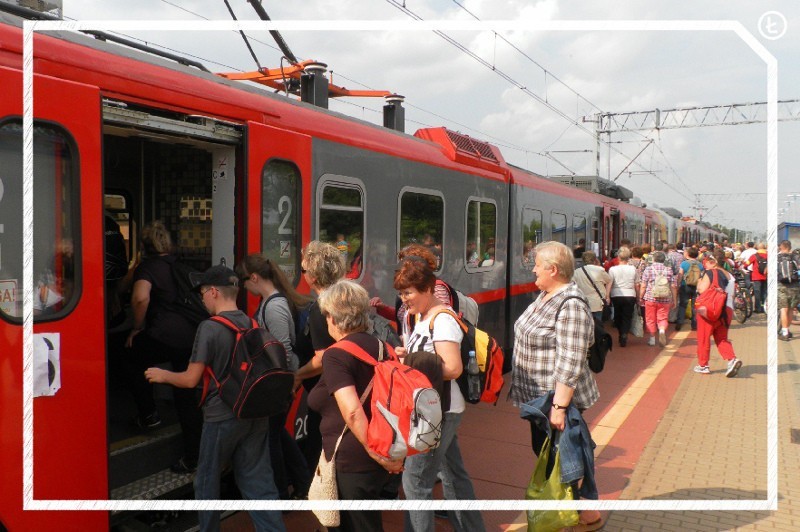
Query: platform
[[221, 312, 799, 531]]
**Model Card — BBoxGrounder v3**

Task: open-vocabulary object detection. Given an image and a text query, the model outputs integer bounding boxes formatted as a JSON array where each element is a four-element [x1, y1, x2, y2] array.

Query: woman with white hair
[[510, 241, 602, 531]]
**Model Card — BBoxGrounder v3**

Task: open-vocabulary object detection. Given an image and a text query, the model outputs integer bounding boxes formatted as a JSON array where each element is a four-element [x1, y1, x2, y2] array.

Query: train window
[[551, 212, 567, 244], [399, 189, 444, 271], [466, 199, 496, 270], [521, 207, 543, 267], [262, 160, 301, 283], [318, 180, 364, 278], [573, 215, 587, 249], [0, 121, 80, 322], [591, 216, 600, 250]]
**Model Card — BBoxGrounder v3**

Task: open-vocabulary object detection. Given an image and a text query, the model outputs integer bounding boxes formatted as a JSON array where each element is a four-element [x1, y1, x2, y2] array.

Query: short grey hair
[[617, 247, 631, 261], [317, 279, 370, 335], [302, 240, 346, 289], [535, 241, 575, 281], [651, 251, 666, 263]]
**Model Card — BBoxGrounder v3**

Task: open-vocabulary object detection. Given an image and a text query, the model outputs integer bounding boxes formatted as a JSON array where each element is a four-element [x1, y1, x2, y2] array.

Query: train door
[[602, 204, 620, 261], [102, 102, 242, 513], [0, 69, 107, 529]]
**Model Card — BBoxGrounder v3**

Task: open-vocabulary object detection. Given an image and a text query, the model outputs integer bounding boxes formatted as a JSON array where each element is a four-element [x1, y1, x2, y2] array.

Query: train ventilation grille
[[445, 130, 499, 162]]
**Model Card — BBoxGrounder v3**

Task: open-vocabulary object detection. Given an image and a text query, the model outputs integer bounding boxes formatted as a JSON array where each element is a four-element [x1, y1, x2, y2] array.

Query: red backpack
[[200, 316, 295, 419], [335, 340, 442, 460], [695, 270, 729, 323]]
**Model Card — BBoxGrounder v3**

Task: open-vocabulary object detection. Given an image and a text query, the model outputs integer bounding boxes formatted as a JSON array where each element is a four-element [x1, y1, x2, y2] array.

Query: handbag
[[630, 307, 644, 337], [581, 266, 611, 322], [526, 435, 580, 531], [308, 427, 347, 527]]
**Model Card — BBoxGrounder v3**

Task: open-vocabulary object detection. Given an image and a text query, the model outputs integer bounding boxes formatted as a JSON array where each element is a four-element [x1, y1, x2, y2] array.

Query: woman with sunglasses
[[394, 257, 485, 532]]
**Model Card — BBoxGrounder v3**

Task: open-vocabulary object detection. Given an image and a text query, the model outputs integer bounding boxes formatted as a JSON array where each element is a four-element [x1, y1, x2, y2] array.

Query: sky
[[59, 0, 800, 237]]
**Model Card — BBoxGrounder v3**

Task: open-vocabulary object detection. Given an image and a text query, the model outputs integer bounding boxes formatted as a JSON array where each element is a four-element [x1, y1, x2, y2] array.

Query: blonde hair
[[141, 220, 172, 255], [302, 240, 346, 289], [617, 247, 631, 261], [317, 279, 369, 335], [535, 241, 574, 280]]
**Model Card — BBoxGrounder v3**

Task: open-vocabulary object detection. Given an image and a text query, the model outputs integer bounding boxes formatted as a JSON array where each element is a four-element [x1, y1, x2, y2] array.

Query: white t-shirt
[[608, 264, 638, 297], [739, 248, 757, 271], [405, 310, 465, 413]]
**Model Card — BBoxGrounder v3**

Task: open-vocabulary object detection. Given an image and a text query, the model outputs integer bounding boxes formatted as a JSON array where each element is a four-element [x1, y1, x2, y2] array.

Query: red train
[[0, 8, 724, 530]]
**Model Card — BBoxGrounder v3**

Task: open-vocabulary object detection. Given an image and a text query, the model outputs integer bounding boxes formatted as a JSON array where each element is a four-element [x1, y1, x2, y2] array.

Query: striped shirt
[[510, 282, 600, 410]]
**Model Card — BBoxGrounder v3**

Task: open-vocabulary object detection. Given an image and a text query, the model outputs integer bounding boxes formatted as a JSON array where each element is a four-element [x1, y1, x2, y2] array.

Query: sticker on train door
[[280, 240, 291, 258], [34, 333, 61, 397]]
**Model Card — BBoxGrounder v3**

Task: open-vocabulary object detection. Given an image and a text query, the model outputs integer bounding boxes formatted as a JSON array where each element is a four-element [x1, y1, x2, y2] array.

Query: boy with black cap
[[145, 265, 285, 532]]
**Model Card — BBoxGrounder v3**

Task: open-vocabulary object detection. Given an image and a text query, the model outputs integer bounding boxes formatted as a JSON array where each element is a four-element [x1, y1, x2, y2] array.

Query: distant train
[[0, 8, 724, 530]]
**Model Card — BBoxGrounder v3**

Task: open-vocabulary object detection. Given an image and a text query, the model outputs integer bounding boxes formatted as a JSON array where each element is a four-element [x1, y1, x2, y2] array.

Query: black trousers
[[333, 468, 393, 532], [124, 333, 203, 464], [612, 296, 637, 337]]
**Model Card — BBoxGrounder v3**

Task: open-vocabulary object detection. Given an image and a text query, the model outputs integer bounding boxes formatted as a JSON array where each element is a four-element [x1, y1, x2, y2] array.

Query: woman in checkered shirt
[[511, 241, 602, 530]]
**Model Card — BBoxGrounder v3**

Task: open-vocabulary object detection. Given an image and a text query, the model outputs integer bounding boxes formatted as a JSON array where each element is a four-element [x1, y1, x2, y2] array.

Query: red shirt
[[745, 251, 768, 281]]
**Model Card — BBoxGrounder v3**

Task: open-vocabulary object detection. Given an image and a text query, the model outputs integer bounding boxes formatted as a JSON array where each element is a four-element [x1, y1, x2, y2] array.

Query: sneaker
[[134, 411, 162, 429], [674, 323, 682, 331], [619, 335, 627, 347], [647, 336, 656, 346], [726, 358, 743, 378], [694, 365, 711, 374], [170, 457, 197, 474], [434, 510, 449, 520], [658, 330, 667, 347], [779, 332, 791, 342]]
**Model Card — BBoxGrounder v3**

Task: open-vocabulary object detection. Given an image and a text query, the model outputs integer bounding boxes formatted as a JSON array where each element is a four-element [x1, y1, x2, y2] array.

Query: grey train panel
[[311, 138, 509, 349]]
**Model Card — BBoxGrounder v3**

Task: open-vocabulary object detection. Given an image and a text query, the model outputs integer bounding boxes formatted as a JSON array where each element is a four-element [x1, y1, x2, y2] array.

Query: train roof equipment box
[[778, 222, 800, 249]]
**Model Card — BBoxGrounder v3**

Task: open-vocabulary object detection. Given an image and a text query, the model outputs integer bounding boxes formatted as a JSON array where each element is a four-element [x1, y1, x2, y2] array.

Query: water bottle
[[467, 350, 481, 402]]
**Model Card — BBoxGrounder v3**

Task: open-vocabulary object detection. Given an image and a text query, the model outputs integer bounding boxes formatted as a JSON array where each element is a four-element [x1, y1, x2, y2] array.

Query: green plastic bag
[[526, 436, 580, 532]]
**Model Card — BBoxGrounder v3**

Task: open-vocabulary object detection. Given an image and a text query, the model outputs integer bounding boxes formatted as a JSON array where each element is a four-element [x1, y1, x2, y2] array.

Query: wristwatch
[[552, 402, 567, 410]]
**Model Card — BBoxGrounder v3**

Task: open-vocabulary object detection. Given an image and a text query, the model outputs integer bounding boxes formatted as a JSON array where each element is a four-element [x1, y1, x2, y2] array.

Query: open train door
[[0, 69, 107, 529], [602, 203, 621, 261]]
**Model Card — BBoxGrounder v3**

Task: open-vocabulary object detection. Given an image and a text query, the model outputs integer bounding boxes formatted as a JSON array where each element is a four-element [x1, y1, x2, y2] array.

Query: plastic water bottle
[[467, 350, 481, 402]]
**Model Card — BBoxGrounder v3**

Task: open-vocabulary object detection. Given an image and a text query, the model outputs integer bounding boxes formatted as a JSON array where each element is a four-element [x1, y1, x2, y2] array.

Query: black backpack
[[168, 260, 210, 326], [777, 252, 800, 284], [200, 316, 294, 419], [754, 254, 768, 276], [555, 295, 612, 373], [261, 293, 315, 366]]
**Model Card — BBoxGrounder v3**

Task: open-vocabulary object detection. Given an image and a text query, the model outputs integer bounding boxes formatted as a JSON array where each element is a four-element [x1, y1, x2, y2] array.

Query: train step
[[109, 422, 185, 491], [111, 467, 195, 503]]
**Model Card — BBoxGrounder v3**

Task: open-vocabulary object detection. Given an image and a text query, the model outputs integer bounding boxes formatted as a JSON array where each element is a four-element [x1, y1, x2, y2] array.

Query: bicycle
[[732, 270, 751, 324]]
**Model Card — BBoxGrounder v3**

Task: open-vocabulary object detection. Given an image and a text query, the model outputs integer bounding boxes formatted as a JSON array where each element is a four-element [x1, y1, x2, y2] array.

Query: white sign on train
[[0, 279, 17, 315]]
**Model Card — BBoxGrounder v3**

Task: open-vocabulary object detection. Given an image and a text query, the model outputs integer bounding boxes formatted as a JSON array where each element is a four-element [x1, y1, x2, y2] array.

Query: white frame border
[[22, 18, 778, 513]]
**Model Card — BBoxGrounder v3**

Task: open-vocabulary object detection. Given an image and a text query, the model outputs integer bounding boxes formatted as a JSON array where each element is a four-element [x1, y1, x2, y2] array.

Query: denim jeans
[[194, 417, 285, 532], [402, 411, 485, 532], [677, 284, 697, 329]]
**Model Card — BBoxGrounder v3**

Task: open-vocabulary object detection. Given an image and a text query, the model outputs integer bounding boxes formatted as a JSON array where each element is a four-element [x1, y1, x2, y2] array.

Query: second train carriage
[[0, 10, 727, 530]]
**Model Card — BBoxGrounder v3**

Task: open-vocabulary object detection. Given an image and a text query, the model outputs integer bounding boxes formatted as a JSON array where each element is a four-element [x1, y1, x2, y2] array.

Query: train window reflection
[[521, 207, 542, 267], [551, 212, 567, 244], [466, 199, 496, 270], [262, 160, 301, 283], [399, 190, 444, 271], [0, 121, 80, 322], [319, 182, 364, 279]]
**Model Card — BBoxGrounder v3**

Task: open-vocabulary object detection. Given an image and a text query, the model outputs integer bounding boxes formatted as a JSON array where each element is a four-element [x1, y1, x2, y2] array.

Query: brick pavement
[[605, 314, 800, 531]]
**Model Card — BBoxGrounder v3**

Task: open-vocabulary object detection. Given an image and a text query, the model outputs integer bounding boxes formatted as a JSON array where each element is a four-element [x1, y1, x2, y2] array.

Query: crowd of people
[[117, 217, 797, 531]]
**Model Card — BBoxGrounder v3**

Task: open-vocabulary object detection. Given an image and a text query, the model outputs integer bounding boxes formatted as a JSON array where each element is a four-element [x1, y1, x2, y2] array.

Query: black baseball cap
[[190, 265, 238, 291]]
